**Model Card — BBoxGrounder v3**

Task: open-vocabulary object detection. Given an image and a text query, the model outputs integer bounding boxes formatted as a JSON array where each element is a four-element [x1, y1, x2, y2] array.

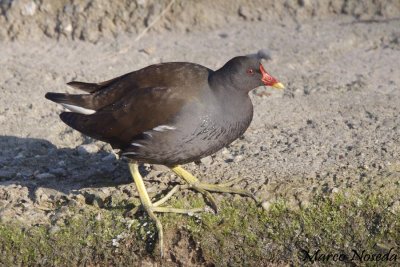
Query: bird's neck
[[209, 67, 237, 90], [208, 68, 253, 120], [209, 68, 250, 103]]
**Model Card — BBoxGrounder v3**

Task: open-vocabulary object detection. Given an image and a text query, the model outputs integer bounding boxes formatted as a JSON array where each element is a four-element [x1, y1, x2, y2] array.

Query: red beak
[[259, 64, 284, 89]]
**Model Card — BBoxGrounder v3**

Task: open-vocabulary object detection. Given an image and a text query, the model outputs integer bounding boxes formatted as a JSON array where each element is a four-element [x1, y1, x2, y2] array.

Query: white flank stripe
[[131, 143, 144, 147], [62, 104, 96, 115], [153, 125, 176, 132], [143, 131, 152, 137]]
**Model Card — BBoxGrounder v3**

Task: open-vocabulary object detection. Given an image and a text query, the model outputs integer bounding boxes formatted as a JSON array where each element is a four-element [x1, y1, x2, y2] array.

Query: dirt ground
[[0, 0, 400, 265]]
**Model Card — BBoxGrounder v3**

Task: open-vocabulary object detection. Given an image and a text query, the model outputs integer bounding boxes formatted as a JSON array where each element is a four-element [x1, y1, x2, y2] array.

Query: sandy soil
[[2, 0, 399, 42], [0, 12, 399, 243]]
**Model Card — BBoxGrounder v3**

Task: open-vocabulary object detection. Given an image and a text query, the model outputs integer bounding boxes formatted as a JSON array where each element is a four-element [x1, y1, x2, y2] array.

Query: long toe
[[195, 182, 259, 203]]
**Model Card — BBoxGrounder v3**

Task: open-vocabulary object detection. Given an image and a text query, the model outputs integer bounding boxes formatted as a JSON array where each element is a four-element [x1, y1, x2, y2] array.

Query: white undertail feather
[[61, 104, 96, 115]]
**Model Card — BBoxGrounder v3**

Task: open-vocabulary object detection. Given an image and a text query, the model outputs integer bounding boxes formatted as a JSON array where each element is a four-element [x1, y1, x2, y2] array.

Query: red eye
[[247, 69, 254, 75]]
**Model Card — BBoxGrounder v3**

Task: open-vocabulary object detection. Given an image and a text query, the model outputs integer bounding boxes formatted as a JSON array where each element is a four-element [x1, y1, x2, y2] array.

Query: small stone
[[21, 1, 37, 16], [63, 4, 74, 15], [68, 199, 80, 207], [390, 200, 400, 213], [64, 24, 73, 33], [81, 24, 100, 43], [139, 47, 155, 55], [200, 156, 213, 166], [35, 188, 50, 204], [300, 200, 310, 209], [73, 194, 86, 205], [137, 0, 147, 6], [221, 148, 230, 155], [152, 165, 169, 172], [238, 5, 251, 20], [224, 157, 234, 163], [77, 144, 100, 155], [218, 33, 228, 38], [262, 201, 272, 211], [49, 225, 61, 235], [331, 187, 339, 194], [112, 238, 120, 247], [234, 155, 244, 162], [83, 191, 106, 208]]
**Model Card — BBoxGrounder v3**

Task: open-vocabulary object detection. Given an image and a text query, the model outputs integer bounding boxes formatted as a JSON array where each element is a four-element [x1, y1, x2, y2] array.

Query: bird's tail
[[45, 92, 96, 115]]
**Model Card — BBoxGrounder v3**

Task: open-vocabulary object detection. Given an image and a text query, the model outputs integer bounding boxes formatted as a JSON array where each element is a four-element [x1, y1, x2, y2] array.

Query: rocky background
[[0, 0, 399, 42]]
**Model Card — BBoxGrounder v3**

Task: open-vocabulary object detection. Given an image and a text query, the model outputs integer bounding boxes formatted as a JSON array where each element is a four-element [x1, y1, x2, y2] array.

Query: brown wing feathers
[[66, 81, 101, 93], [59, 86, 184, 149], [46, 62, 207, 149], [67, 73, 127, 93]]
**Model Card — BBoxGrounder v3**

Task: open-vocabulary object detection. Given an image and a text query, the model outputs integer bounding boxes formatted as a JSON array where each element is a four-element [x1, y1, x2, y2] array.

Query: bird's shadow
[[0, 135, 159, 204]]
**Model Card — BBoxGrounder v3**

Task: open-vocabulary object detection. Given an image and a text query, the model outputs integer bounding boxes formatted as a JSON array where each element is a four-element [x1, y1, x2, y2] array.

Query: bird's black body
[[46, 53, 272, 166], [45, 52, 284, 256]]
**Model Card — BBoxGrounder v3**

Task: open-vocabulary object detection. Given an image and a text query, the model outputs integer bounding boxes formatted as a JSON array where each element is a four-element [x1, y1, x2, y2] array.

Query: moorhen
[[45, 51, 284, 255]]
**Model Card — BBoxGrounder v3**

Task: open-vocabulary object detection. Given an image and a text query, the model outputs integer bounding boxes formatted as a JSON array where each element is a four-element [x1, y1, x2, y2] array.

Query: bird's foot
[[126, 189, 202, 216], [131, 203, 202, 257], [170, 166, 259, 213], [128, 162, 202, 257]]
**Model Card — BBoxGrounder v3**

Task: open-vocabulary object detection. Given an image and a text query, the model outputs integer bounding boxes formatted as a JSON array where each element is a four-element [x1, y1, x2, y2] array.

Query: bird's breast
[[123, 90, 254, 165]]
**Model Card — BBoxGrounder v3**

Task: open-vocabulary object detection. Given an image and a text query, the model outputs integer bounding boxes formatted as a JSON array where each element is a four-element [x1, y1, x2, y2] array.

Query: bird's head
[[217, 50, 284, 93]]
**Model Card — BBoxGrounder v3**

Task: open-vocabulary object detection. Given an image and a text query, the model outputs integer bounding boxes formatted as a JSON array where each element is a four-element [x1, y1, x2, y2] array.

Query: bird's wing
[[60, 85, 188, 148], [46, 62, 209, 111], [67, 74, 127, 93], [46, 62, 211, 148], [45, 72, 139, 111]]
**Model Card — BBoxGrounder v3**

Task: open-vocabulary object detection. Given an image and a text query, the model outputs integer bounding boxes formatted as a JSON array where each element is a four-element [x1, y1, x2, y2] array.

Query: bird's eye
[[247, 69, 254, 75]]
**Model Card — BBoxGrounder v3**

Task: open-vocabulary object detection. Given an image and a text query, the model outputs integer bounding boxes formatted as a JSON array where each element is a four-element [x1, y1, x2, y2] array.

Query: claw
[[170, 165, 257, 212], [192, 185, 219, 213]]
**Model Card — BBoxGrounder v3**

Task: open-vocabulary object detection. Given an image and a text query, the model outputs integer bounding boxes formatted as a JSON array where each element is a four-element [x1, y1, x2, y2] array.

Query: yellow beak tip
[[272, 82, 285, 89]]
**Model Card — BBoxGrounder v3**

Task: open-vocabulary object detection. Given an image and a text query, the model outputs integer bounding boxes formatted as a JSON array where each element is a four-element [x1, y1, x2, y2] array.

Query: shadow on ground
[[0, 135, 143, 202]]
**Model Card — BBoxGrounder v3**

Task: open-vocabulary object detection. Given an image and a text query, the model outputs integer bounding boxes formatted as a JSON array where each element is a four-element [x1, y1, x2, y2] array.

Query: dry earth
[[1, 0, 399, 42], [0, 1, 400, 265]]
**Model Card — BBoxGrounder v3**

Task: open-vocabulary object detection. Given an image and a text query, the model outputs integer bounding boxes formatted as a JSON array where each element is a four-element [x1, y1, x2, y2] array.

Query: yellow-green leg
[[170, 165, 259, 212], [128, 162, 202, 257]]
